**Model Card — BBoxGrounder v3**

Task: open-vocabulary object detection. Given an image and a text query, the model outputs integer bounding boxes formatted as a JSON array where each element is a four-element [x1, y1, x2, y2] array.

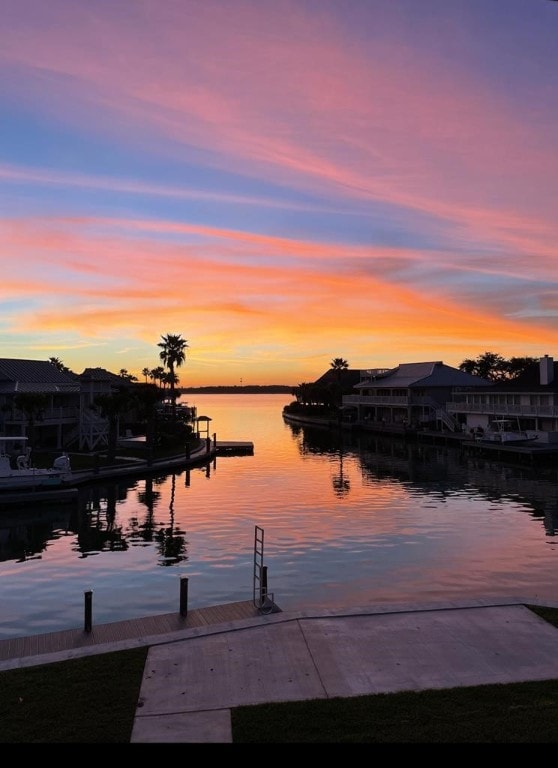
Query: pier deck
[[0, 600, 278, 666]]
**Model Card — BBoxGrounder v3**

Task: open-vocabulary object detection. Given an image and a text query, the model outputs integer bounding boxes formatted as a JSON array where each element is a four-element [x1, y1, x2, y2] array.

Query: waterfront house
[[0, 359, 80, 448], [446, 355, 558, 443], [342, 361, 490, 431], [0, 358, 137, 450]]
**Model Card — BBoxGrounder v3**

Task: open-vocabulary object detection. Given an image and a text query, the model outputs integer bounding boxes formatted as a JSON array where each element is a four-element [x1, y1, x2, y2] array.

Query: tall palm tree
[[142, 367, 151, 383], [330, 357, 350, 409], [157, 333, 188, 420]]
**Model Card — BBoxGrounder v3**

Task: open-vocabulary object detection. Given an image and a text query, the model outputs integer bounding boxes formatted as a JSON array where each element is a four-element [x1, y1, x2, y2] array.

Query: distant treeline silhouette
[[180, 385, 293, 394]]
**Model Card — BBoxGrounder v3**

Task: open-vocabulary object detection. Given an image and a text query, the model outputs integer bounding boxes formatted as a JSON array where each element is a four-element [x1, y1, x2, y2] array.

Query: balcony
[[446, 403, 558, 417], [1, 406, 80, 428], [343, 395, 442, 408], [344, 395, 410, 406]]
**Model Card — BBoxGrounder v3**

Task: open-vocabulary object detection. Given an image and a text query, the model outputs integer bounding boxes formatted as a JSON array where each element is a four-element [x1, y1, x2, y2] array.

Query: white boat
[[0, 437, 73, 491], [478, 419, 538, 446]]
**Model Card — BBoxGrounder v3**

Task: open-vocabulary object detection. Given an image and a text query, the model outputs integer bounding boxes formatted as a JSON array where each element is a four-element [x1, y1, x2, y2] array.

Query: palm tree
[[330, 358, 349, 408], [142, 367, 151, 383], [157, 333, 188, 420], [330, 358, 349, 380], [150, 366, 166, 387], [48, 357, 71, 373], [119, 368, 138, 382], [161, 370, 178, 391]]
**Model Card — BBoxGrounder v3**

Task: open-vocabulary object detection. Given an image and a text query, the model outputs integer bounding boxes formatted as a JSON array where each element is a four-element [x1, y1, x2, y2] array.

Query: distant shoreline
[[180, 385, 293, 394]]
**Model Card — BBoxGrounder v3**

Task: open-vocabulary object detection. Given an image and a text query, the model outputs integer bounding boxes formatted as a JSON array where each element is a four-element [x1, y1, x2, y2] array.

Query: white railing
[[344, 396, 558, 419], [446, 403, 558, 417], [343, 395, 410, 405]]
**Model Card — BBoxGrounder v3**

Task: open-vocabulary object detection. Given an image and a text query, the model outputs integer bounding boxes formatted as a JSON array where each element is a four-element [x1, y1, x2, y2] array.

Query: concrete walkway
[[129, 598, 558, 743]]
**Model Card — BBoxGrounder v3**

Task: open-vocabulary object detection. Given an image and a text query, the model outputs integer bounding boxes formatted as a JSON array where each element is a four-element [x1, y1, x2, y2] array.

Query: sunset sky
[[1, 0, 557, 386]]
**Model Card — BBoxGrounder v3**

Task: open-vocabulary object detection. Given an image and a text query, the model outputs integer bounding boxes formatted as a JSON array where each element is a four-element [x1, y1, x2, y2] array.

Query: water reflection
[[286, 421, 558, 538], [2, 428, 557, 569], [0, 505, 73, 563], [129, 475, 162, 549], [154, 472, 188, 566], [75, 482, 130, 556], [2, 393, 558, 638], [0, 468, 194, 565]]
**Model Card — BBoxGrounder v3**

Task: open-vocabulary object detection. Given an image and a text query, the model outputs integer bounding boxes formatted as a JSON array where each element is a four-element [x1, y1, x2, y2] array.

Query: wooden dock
[[0, 600, 279, 665], [216, 441, 254, 455]]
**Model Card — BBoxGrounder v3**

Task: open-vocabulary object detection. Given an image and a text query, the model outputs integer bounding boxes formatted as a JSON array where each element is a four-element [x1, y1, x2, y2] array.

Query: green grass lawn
[[1, 606, 557, 743], [0, 648, 148, 743]]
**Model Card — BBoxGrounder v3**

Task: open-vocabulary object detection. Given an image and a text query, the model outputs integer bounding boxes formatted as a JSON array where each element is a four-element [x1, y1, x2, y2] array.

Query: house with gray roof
[[0, 359, 136, 450], [342, 361, 490, 431], [445, 354, 558, 443]]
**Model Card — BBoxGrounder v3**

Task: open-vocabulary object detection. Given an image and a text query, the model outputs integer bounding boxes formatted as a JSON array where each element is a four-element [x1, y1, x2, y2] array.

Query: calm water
[[1, 393, 558, 639]]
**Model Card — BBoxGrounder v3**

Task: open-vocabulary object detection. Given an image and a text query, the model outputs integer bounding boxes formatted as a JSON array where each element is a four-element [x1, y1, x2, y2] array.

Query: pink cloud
[[2, 1, 556, 227]]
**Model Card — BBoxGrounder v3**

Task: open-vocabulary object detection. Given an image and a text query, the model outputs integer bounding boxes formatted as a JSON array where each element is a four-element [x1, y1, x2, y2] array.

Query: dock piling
[[179, 576, 189, 616], [84, 589, 93, 633]]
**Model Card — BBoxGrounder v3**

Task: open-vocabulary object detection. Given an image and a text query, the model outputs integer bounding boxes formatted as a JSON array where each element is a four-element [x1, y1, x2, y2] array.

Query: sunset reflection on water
[[1, 394, 557, 638]]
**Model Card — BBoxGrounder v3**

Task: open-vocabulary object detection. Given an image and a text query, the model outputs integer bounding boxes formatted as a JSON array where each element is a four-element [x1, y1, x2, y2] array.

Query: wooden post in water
[[180, 576, 188, 616], [84, 589, 93, 633]]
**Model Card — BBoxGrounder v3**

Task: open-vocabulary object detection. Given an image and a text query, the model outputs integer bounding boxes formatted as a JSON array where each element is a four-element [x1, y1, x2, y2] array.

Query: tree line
[[457, 351, 539, 381]]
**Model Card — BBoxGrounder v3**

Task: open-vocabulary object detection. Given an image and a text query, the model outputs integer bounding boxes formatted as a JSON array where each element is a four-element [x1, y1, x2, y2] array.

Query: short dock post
[[260, 566, 268, 605], [180, 576, 189, 616], [84, 589, 93, 633]]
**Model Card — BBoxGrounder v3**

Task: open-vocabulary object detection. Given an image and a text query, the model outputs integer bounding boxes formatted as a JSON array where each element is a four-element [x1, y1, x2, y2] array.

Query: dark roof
[[354, 361, 490, 390], [0, 358, 80, 394], [314, 369, 363, 389], [78, 367, 132, 385]]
